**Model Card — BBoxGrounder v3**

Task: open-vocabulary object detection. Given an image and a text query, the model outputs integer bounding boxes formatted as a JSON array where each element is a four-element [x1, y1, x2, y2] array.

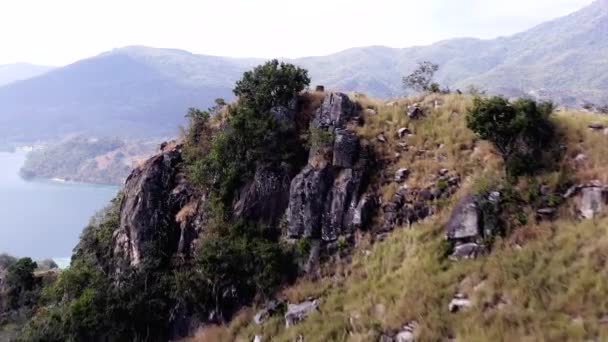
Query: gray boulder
[[579, 186, 606, 219], [285, 300, 319, 327], [446, 196, 480, 241], [449, 243, 484, 261]]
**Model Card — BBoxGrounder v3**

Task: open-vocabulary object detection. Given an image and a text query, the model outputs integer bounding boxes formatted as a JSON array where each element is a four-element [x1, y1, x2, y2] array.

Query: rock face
[[113, 142, 205, 268], [287, 92, 373, 242], [233, 164, 293, 226], [446, 196, 480, 241]]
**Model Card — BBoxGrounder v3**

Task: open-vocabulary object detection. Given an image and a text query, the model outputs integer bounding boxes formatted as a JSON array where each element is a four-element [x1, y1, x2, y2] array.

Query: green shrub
[[234, 59, 310, 112], [466, 96, 555, 179]]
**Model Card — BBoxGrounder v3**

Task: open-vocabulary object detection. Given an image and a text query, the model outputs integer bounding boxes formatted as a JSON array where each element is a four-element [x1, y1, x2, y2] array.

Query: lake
[[0, 151, 119, 261]]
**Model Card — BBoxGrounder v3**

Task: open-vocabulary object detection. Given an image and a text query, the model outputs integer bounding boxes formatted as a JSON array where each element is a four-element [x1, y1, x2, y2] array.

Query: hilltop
[[2, 60, 608, 341], [0, 1, 607, 142]]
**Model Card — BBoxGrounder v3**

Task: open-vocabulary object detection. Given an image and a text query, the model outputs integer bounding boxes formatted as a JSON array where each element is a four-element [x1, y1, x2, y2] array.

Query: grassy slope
[[193, 94, 608, 342]]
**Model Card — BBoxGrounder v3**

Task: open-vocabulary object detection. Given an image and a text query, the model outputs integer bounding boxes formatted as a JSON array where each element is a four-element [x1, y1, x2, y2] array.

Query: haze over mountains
[[0, 63, 55, 86], [0, 0, 606, 142]]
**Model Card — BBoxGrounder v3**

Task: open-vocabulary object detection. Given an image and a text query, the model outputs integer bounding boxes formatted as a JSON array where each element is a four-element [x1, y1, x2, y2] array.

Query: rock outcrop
[[284, 299, 319, 327], [564, 181, 608, 219], [445, 192, 501, 260], [113, 142, 205, 268], [287, 92, 374, 242]]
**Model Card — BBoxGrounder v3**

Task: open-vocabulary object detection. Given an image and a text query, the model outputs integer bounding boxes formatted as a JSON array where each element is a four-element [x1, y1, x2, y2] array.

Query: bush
[[466, 96, 555, 179], [187, 61, 310, 215], [195, 222, 296, 322], [234, 59, 310, 112]]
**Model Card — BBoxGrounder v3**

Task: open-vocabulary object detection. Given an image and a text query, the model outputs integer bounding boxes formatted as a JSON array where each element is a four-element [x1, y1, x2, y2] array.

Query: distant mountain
[[0, 48, 260, 142], [299, 0, 608, 104], [0, 1, 606, 142], [0, 63, 54, 86]]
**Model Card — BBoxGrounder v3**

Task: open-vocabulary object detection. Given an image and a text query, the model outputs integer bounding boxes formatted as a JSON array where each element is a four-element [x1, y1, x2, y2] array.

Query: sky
[[0, 0, 594, 66]]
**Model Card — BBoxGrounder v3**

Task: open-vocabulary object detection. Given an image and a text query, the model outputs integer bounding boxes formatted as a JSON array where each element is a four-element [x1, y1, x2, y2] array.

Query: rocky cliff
[[110, 92, 375, 273]]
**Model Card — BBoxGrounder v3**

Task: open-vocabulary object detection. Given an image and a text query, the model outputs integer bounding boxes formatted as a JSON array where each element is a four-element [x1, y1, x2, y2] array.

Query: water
[[0, 151, 119, 260]]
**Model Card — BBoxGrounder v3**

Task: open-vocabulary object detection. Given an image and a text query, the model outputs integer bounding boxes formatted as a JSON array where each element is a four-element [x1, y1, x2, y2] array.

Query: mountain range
[[0, 0, 607, 142]]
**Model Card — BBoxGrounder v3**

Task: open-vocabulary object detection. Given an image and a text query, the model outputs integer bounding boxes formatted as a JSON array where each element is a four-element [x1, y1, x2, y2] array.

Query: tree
[[466, 96, 555, 179], [403, 61, 440, 93], [234, 59, 310, 112], [6, 257, 37, 292]]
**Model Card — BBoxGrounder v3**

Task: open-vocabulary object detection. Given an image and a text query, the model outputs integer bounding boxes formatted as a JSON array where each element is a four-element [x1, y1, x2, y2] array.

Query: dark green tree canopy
[[234, 59, 310, 112], [466, 96, 555, 178]]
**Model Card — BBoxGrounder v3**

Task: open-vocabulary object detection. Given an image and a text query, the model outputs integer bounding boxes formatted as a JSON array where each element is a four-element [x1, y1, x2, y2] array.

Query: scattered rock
[[449, 243, 484, 261], [395, 321, 418, 342], [574, 153, 587, 165], [588, 123, 605, 131], [395, 168, 410, 183], [438, 168, 450, 177], [253, 300, 285, 325], [434, 100, 443, 109], [253, 335, 263, 342], [408, 105, 423, 119], [449, 294, 472, 313], [537, 207, 557, 219], [446, 196, 480, 241], [285, 300, 319, 328], [397, 127, 412, 139], [365, 108, 377, 116], [377, 133, 387, 143], [380, 334, 394, 342], [579, 186, 606, 219]]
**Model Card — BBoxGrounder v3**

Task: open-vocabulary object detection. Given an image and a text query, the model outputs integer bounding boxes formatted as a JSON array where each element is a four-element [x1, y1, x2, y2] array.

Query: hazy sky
[[0, 0, 594, 66]]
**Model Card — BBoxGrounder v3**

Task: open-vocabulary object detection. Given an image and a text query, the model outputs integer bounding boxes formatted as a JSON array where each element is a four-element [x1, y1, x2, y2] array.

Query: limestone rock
[[313, 92, 356, 129], [579, 186, 606, 219], [449, 243, 484, 261], [446, 196, 480, 241], [113, 143, 203, 267], [395, 168, 410, 183], [287, 165, 332, 239], [285, 300, 319, 327], [449, 294, 472, 313], [333, 129, 360, 168], [253, 300, 285, 325]]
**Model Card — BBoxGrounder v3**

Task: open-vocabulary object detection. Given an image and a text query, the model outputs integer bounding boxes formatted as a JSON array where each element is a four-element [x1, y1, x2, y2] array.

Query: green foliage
[[466, 96, 556, 179], [6, 258, 37, 294], [234, 59, 310, 113], [72, 194, 123, 272], [307, 125, 335, 148], [402, 61, 440, 93], [195, 222, 296, 321], [187, 61, 310, 215]]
